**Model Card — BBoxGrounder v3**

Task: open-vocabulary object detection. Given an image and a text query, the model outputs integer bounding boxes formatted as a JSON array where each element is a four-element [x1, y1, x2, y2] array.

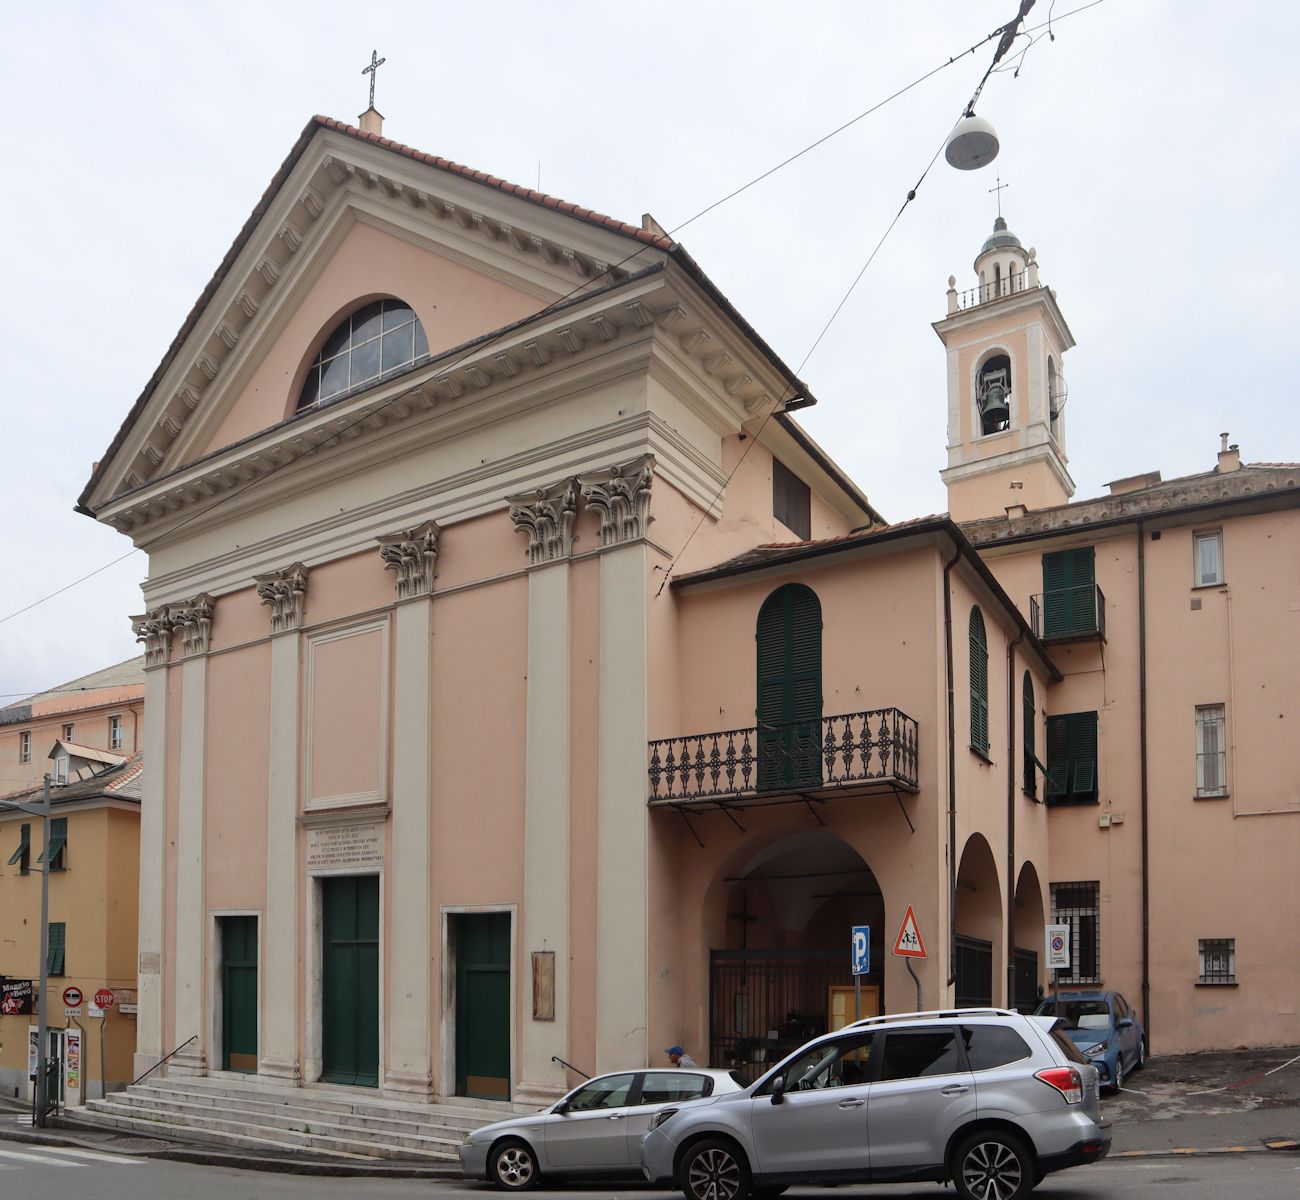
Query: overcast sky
[[2, 0, 1296, 698]]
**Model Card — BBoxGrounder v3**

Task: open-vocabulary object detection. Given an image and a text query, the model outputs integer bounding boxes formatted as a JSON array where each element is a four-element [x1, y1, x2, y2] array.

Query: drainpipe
[[943, 542, 962, 991], [1006, 628, 1025, 1010], [1137, 520, 1151, 1047]]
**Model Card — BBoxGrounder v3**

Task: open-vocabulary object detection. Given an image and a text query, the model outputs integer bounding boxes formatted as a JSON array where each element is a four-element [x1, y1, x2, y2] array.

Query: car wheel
[[1136, 1040, 1146, 1070], [490, 1139, 540, 1190], [1112, 1058, 1125, 1092], [681, 1138, 752, 1200], [953, 1131, 1034, 1200]]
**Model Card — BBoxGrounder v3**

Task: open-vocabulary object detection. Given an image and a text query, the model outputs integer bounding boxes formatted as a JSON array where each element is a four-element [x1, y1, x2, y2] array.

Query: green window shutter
[[1068, 712, 1098, 799], [1022, 672, 1036, 797], [47, 922, 65, 977], [1045, 715, 1069, 800], [7, 823, 29, 868], [40, 817, 68, 871], [1042, 547, 1096, 636], [969, 607, 989, 755], [755, 584, 823, 789]]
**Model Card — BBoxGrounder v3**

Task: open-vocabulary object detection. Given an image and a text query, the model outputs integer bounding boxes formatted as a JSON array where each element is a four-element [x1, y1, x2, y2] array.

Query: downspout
[[943, 542, 962, 990], [1138, 520, 1151, 1047], [1007, 628, 1026, 1010]]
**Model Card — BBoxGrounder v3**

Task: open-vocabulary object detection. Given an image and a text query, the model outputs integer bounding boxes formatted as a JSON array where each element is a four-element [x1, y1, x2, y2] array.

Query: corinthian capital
[[578, 454, 656, 547], [507, 478, 579, 565], [171, 593, 215, 657], [131, 606, 176, 669], [378, 521, 441, 600], [255, 563, 308, 633]]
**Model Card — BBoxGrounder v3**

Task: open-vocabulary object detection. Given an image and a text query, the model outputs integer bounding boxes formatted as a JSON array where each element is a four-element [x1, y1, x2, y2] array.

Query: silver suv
[[641, 1008, 1110, 1200]]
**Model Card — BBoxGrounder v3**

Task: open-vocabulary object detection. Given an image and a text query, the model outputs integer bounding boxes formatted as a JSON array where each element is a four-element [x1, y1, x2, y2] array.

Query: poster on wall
[[1, 979, 34, 1015], [64, 1027, 82, 1107]]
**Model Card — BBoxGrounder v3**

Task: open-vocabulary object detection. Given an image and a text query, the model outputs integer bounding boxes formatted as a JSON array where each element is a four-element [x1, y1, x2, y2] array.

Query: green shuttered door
[[322, 875, 380, 1087], [1042, 547, 1096, 637], [455, 912, 511, 1099], [221, 916, 258, 1073], [756, 585, 822, 790]]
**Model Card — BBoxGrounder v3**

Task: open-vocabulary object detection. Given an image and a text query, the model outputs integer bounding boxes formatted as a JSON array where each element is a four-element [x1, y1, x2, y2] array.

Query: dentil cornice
[[377, 520, 440, 599], [578, 454, 656, 547], [255, 563, 309, 632], [508, 478, 579, 565]]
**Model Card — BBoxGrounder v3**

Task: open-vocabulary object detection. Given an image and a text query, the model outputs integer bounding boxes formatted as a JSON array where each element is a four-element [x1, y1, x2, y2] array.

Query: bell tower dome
[[934, 215, 1076, 521]]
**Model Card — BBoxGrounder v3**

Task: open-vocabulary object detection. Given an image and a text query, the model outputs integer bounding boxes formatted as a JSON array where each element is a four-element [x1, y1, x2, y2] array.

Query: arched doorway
[[954, 833, 1003, 1007], [711, 831, 883, 1080], [1012, 862, 1047, 1012]]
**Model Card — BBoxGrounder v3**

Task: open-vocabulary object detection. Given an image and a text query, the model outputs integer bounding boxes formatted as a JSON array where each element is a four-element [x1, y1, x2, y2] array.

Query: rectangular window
[[19, 731, 31, 763], [1198, 938, 1235, 984], [1195, 705, 1227, 797], [54, 754, 69, 784], [1193, 530, 1223, 587], [7, 823, 31, 874], [39, 817, 68, 872], [62, 723, 74, 742], [772, 459, 811, 540], [47, 922, 66, 977], [1045, 711, 1099, 804], [1051, 881, 1101, 984], [109, 715, 123, 751]]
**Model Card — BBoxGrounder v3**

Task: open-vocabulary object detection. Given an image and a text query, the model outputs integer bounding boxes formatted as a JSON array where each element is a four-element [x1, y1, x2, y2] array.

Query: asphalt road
[[3, 1150, 1300, 1200]]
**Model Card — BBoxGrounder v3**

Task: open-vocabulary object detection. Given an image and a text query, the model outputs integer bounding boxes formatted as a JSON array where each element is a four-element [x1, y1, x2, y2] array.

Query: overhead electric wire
[[0, 0, 1108, 634]]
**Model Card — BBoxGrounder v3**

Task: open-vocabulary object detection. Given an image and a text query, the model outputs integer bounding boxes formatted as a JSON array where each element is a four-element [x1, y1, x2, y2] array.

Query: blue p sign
[[851, 925, 870, 976]]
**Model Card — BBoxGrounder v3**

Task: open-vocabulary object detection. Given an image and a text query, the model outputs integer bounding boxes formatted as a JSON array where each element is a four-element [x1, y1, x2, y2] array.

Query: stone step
[[124, 1082, 481, 1139], [95, 1090, 462, 1156]]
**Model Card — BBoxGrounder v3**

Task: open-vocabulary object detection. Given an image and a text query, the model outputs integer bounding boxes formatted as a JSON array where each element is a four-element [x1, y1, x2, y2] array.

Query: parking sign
[[851, 925, 870, 976], [1046, 924, 1071, 970]]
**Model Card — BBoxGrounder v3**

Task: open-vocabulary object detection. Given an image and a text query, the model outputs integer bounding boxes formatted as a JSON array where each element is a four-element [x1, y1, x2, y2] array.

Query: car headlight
[[648, 1107, 680, 1132], [1085, 1040, 1110, 1057], [462, 1133, 474, 1146]]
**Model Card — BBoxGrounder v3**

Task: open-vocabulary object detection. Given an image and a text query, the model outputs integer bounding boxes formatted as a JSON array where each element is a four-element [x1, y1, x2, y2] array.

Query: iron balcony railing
[[648, 708, 919, 805], [1030, 583, 1107, 641]]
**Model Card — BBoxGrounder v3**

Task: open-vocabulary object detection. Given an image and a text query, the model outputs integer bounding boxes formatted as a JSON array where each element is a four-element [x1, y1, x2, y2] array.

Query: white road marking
[[0, 1145, 149, 1167], [0, 1148, 81, 1167], [39, 1145, 150, 1165]]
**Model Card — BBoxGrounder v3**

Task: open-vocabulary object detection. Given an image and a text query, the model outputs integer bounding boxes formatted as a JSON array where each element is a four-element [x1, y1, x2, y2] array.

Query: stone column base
[[258, 1056, 302, 1084], [167, 1049, 208, 1077], [131, 1052, 162, 1083], [514, 1080, 568, 1109], [382, 1069, 435, 1102]]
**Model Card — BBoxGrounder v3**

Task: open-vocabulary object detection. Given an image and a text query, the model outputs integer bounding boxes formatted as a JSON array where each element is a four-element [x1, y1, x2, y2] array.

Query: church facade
[[79, 111, 1297, 1111]]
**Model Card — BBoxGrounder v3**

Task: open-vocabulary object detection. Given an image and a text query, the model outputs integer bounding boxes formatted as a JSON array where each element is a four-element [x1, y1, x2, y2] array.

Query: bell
[[945, 113, 1000, 171], [980, 382, 1010, 428]]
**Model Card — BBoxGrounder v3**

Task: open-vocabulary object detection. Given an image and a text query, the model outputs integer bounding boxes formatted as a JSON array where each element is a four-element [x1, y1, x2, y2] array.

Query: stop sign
[[62, 986, 83, 1007], [94, 988, 115, 1009]]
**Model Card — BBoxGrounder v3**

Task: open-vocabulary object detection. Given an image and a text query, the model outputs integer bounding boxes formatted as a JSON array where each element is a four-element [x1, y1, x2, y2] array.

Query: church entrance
[[219, 915, 258, 1073], [321, 875, 380, 1087], [453, 911, 511, 1099], [709, 832, 884, 1082]]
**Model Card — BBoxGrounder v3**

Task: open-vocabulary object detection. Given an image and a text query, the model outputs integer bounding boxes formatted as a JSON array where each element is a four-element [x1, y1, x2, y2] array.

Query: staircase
[[80, 1075, 514, 1162]]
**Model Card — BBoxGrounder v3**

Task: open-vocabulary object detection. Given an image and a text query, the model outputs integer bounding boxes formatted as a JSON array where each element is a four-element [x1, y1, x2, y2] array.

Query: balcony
[[1030, 583, 1106, 643], [648, 708, 919, 811]]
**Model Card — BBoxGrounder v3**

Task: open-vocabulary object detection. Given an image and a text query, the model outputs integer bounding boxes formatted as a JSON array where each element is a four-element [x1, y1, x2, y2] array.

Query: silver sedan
[[459, 1068, 743, 1189]]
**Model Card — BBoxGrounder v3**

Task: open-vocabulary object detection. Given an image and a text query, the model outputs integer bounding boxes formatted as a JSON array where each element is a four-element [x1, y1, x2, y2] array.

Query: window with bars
[[1198, 938, 1235, 984], [1045, 711, 1098, 804], [969, 607, 990, 758], [772, 459, 811, 540], [109, 715, 123, 751], [1195, 705, 1227, 797], [1050, 881, 1100, 984], [19, 731, 31, 763], [1193, 530, 1224, 587]]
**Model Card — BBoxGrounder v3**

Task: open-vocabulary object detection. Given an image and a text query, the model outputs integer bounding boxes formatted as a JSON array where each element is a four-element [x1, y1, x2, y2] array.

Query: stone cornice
[[578, 454, 655, 547], [378, 520, 440, 599], [508, 478, 579, 564], [255, 563, 309, 633]]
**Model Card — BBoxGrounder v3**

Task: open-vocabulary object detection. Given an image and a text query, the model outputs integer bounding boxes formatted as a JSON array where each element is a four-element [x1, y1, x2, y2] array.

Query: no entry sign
[[62, 986, 83, 1008]]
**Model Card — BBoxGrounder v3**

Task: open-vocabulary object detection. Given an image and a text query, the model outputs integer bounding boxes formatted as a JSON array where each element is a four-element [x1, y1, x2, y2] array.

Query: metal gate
[[1013, 947, 1040, 1013], [710, 949, 863, 1083], [954, 935, 993, 1008]]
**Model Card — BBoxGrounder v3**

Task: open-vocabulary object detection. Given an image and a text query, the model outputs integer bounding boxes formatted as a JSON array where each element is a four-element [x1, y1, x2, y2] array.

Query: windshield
[[1038, 999, 1111, 1031]]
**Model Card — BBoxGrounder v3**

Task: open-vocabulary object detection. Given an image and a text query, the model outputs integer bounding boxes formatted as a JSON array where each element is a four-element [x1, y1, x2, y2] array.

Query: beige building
[[73, 111, 1296, 1139]]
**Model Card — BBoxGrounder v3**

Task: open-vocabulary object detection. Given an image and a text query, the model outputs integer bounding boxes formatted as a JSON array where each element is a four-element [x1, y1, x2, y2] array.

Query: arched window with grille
[[969, 606, 989, 757], [1022, 670, 1036, 797], [756, 584, 822, 791], [297, 298, 429, 411]]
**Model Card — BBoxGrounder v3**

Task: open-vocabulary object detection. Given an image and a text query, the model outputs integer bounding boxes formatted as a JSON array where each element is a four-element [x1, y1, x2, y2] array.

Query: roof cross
[[987, 174, 1008, 218], [361, 50, 386, 110]]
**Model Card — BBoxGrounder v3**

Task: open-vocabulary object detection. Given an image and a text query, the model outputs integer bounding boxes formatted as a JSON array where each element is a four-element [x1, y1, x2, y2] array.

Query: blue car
[[1035, 990, 1145, 1091]]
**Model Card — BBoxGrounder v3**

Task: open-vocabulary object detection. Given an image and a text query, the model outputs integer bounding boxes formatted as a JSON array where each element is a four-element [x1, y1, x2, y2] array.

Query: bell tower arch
[[934, 216, 1077, 521]]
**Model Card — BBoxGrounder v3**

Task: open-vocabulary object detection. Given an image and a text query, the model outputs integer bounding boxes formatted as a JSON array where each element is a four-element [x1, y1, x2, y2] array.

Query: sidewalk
[[1106, 1044, 1300, 1157]]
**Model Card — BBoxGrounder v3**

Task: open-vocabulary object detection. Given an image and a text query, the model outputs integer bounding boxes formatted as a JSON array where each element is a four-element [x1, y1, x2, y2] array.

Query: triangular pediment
[[81, 117, 671, 513]]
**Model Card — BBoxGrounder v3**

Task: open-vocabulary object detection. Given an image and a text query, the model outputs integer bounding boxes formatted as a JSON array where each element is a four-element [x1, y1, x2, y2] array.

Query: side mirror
[[554, 1100, 570, 1115], [770, 1075, 785, 1106], [1117, 1017, 1134, 1029]]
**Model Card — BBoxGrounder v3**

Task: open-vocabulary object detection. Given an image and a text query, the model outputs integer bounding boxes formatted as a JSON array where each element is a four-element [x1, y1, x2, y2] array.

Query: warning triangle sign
[[892, 905, 927, 959]]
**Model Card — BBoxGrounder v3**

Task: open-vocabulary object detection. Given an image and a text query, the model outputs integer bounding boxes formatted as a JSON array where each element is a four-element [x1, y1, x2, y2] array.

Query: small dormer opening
[[977, 353, 1012, 435]]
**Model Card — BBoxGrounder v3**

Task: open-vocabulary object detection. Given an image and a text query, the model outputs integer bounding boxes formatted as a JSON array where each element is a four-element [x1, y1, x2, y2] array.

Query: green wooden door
[[756, 585, 823, 790], [322, 875, 380, 1087], [455, 912, 510, 1099], [220, 916, 258, 1073], [1042, 547, 1096, 637]]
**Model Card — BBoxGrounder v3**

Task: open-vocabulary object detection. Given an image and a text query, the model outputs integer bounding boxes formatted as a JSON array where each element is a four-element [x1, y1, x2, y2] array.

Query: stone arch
[[1012, 860, 1047, 1012], [955, 832, 1003, 1006]]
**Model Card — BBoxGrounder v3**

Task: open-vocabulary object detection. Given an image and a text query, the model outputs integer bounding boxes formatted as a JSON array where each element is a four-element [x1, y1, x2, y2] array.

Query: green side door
[[221, 916, 258, 1073], [455, 912, 511, 1099], [321, 875, 380, 1087], [1042, 547, 1096, 637], [756, 584, 823, 790]]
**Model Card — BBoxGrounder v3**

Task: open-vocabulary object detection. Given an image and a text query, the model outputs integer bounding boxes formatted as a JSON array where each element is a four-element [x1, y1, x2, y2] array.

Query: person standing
[[665, 1044, 699, 1068]]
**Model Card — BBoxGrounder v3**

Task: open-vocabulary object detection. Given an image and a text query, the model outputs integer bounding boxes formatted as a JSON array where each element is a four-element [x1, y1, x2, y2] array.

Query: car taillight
[[1034, 1066, 1084, 1104]]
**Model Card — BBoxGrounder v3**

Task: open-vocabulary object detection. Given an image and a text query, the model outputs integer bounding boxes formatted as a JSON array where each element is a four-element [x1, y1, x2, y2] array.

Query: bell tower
[[934, 215, 1076, 521]]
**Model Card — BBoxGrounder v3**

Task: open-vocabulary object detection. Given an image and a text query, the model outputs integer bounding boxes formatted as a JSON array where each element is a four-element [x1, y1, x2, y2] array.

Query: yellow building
[[0, 754, 141, 1100]]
